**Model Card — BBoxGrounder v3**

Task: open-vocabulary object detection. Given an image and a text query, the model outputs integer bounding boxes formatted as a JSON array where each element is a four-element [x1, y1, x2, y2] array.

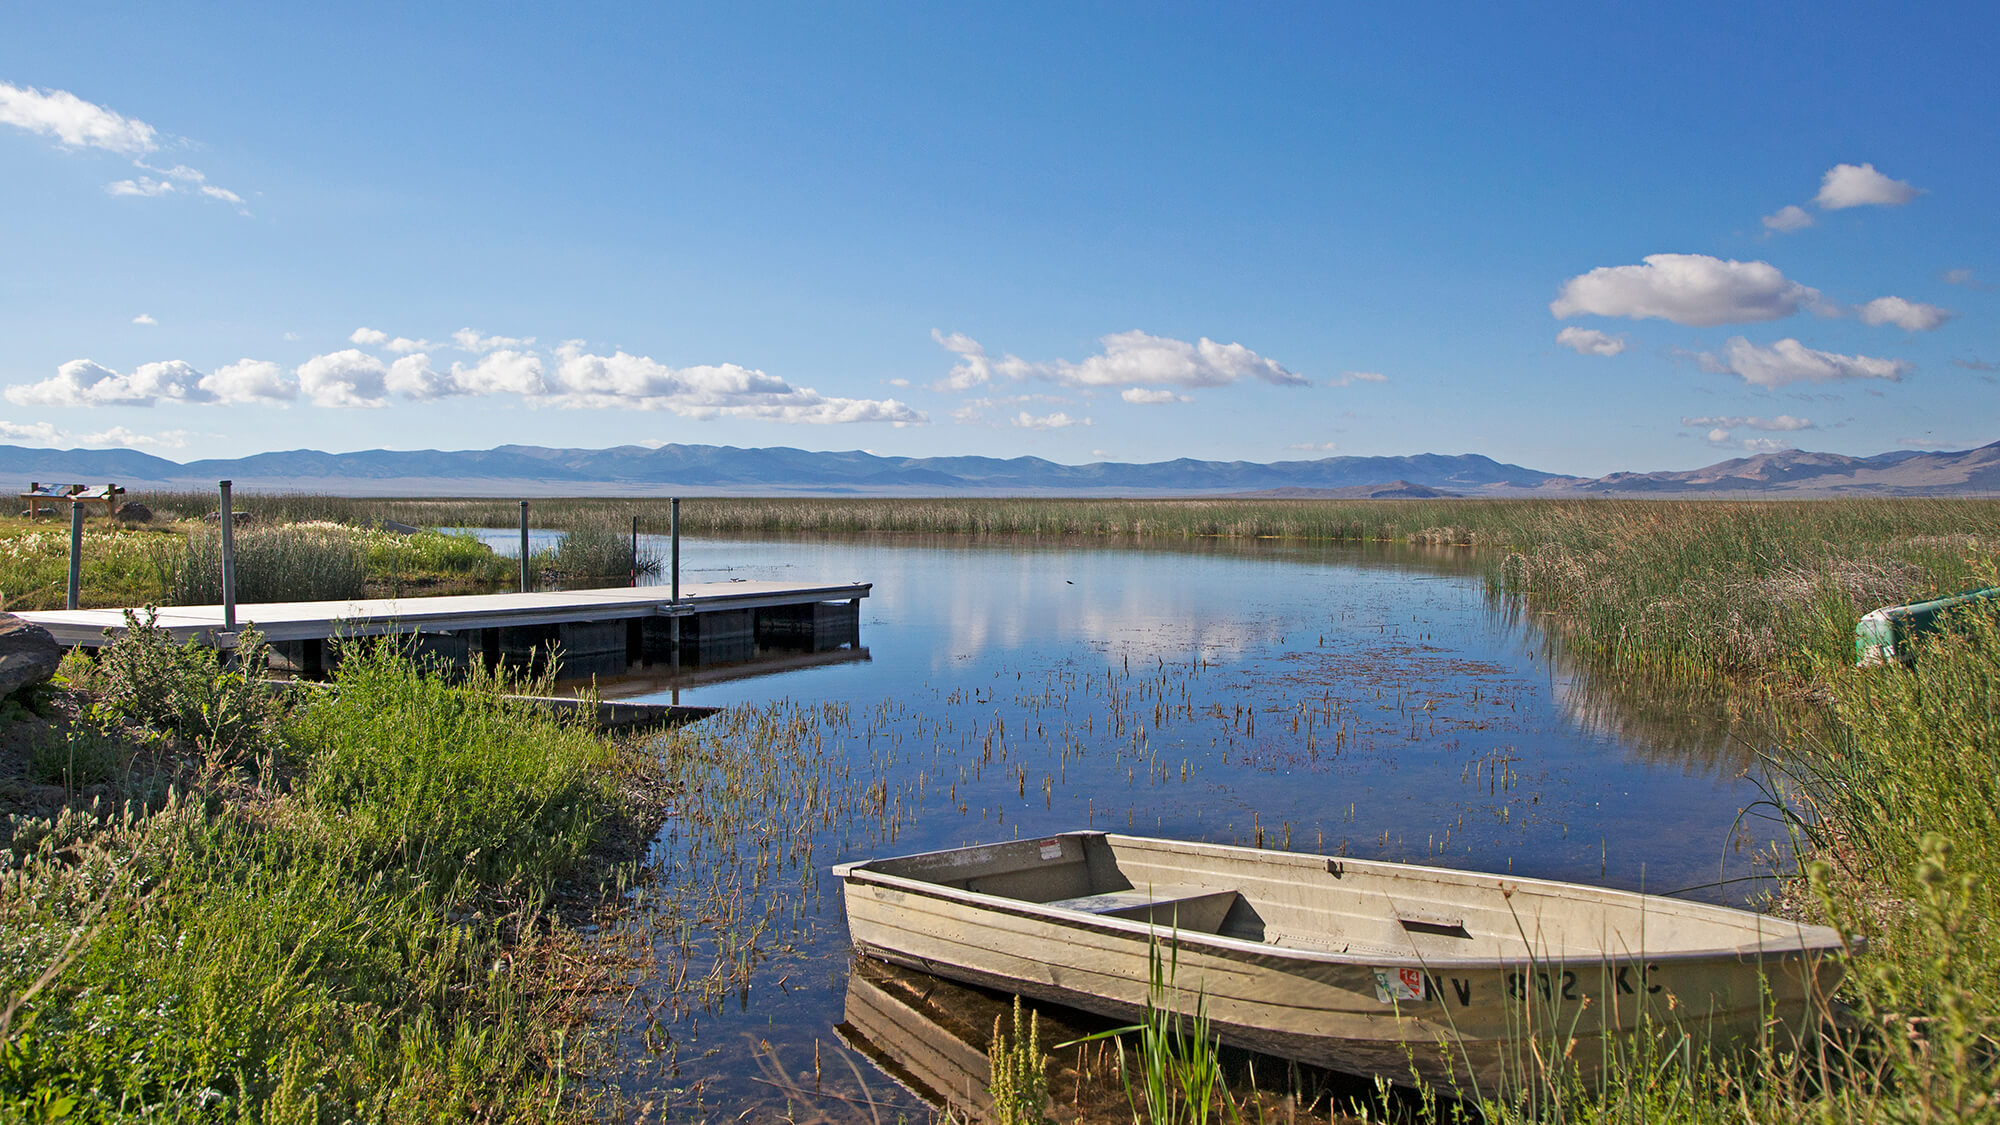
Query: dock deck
[[16, 580, 870, 678]]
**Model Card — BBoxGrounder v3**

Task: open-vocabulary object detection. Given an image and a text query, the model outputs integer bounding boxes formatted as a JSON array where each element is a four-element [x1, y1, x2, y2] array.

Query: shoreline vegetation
[[4, 493, 1999, 1120]]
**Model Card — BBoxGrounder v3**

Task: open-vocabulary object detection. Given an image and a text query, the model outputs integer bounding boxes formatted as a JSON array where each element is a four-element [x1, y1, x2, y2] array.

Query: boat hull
[[837, 832, 1846, 1097]]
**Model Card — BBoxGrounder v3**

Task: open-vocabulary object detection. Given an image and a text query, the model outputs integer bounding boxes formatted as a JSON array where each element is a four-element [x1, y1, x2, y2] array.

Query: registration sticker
[[1373, 968, 1426, 1003], [1038, 839, 1063, 861]]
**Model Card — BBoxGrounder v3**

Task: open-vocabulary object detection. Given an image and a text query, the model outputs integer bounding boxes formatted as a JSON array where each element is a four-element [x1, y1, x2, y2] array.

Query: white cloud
[[1813, 163, 1921, 210], [454, 327, 533, 354], [934, 328, 1305, 392], [1551, 254, 1823, 326], [1856, 296, 1954, 332], [1328, 370, 1389, 386], [1740, 437, 1794, 454], [0, 81, 157, 154], [2, 83, 245, 212], [4, 358, 214, 407], [1011, 411, 1088, 429], [200, 358, 295, 404], [1705, 337, 1911, 388], [352, 326, 436, 354], [451, 349, 546, 396], [132, 313, 156, 325], [1556, 327, 1627, 356], [1121, 387, 1189, 404], [0, 421, 65, 444], [296, 349, 389, 408], [886, 377, 910, 387], [1761, 205, 1815, 233], [1290, 441, 1339, 453], [282, 331, 302, 342], [546, 343, 924, 423], [107, 176, 177, 197], [82, 425, 189, 449], [1942, 268, 1988, 291], [384, 354, 450, 399], [1681, 414, 1815, 432]]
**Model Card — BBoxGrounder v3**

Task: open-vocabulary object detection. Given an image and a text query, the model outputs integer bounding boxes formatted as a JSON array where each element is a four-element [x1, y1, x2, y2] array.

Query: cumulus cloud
[[0, 81, 157, 153], [1740, 437, 1795, 454], [1762, 205, 1814, 233], [1551, 254, 1823, 326], [201, 358, 295, 404], [1121, 387, 1189, 404], [1703, 337, 1911, 388], [454, 328, 533, 354], [1942, 268, 1989, 291], [1290, 441, 1339, 453], [82, 425, 189, 449], [132, 313, 156, 325], [5, 358, 212, 407], [1556, 327, 1627, 356], [545, 343, 924, 423], [296, 349, 389, 408], [1857, 296, 1955, 332], [453, 350, 546, 397], [934, 329, 1305, 393], [1813, 163, 1921, 210], [1681, 414, 1815, 432], [350, 327, 435, 353], [1328, 370, 1389, 386], [1010, 411, 1088, 429], [0, 421, 65, 444]]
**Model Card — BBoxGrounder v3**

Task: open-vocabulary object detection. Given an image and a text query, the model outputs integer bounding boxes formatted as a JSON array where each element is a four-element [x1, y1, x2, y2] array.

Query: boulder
[[115, 501, 154, 523], [0, 614, 63, 699]]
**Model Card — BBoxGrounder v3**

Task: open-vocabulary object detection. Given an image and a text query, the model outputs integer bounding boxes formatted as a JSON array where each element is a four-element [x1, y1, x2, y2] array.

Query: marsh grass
[[1, 628, 640, 1120], [164, 523, 371, 604], [122, 494, 1996, 682], [538, 513, 658, 581]]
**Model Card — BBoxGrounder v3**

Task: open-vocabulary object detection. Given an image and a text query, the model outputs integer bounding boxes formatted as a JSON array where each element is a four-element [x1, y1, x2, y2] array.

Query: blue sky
[[2, 3, 1994, 476]]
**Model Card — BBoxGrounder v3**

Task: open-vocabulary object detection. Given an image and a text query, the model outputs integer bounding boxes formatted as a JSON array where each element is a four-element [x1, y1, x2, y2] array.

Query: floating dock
[[15, 580, 869, 680]]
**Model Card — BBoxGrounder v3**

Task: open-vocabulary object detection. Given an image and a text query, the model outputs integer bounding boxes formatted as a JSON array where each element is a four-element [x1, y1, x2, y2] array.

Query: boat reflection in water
[[837, 957, 1380, 1125]]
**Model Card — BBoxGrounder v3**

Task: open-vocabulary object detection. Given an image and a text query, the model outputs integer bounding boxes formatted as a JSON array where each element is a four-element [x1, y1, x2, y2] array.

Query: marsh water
[[481, 532, 1798, 1117]]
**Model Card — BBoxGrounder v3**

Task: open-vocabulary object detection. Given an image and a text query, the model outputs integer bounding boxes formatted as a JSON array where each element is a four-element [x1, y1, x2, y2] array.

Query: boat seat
[[1040, 884, 1239, 934]]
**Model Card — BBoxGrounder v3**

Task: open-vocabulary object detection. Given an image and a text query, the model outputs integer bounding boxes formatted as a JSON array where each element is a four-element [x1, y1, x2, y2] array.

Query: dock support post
[[519, 500, 530, 593], [66, 503, 83, 609], [630, 514, 639, 587], [670, 497, 681, 671], [219, 479, 237, 630]]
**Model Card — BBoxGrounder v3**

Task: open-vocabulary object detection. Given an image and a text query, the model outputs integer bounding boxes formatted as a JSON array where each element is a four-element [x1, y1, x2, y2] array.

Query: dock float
[[15, 580, 869, 680]]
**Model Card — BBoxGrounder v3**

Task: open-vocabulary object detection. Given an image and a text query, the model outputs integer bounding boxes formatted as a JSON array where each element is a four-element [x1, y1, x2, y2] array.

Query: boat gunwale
[[835, 831, 1849, 971]]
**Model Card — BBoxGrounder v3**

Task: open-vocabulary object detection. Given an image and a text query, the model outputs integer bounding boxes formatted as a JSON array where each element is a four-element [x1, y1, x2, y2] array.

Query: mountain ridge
[[1, 441, 1994, 497]]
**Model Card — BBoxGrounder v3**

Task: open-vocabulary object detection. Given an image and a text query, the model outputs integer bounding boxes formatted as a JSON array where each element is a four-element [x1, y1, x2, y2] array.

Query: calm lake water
[[480, 532, 1795, 1117]]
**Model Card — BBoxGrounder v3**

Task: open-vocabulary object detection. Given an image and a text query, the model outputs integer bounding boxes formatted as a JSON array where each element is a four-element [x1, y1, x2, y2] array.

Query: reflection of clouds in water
[[921, 546, 1292, 668]]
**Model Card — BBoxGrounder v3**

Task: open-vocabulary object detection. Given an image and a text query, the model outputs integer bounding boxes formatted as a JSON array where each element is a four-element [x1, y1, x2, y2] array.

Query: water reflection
[[559, 533, 1806, 1116]]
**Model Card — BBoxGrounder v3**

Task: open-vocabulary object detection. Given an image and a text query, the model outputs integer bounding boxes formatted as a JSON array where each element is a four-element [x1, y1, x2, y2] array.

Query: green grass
[[1, 631, 637, 1121], [0, 514, 514, 610]]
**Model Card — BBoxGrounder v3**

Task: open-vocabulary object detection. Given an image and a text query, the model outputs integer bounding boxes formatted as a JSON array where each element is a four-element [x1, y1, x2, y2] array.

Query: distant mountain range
[[2, 440, 1995, 497]]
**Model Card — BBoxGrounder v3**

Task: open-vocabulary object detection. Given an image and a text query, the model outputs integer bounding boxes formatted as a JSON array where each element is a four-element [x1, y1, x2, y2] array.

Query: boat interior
[[856, 831, 1824, 962]]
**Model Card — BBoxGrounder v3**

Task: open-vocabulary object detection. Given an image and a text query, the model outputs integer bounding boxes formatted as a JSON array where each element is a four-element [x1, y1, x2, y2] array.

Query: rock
[[115, 501, 154, 523], [0, 614, 63, 699]]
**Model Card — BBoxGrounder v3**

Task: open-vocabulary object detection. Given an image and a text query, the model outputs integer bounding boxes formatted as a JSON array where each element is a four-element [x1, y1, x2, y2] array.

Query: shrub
[[92, 609, 281, 765]]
